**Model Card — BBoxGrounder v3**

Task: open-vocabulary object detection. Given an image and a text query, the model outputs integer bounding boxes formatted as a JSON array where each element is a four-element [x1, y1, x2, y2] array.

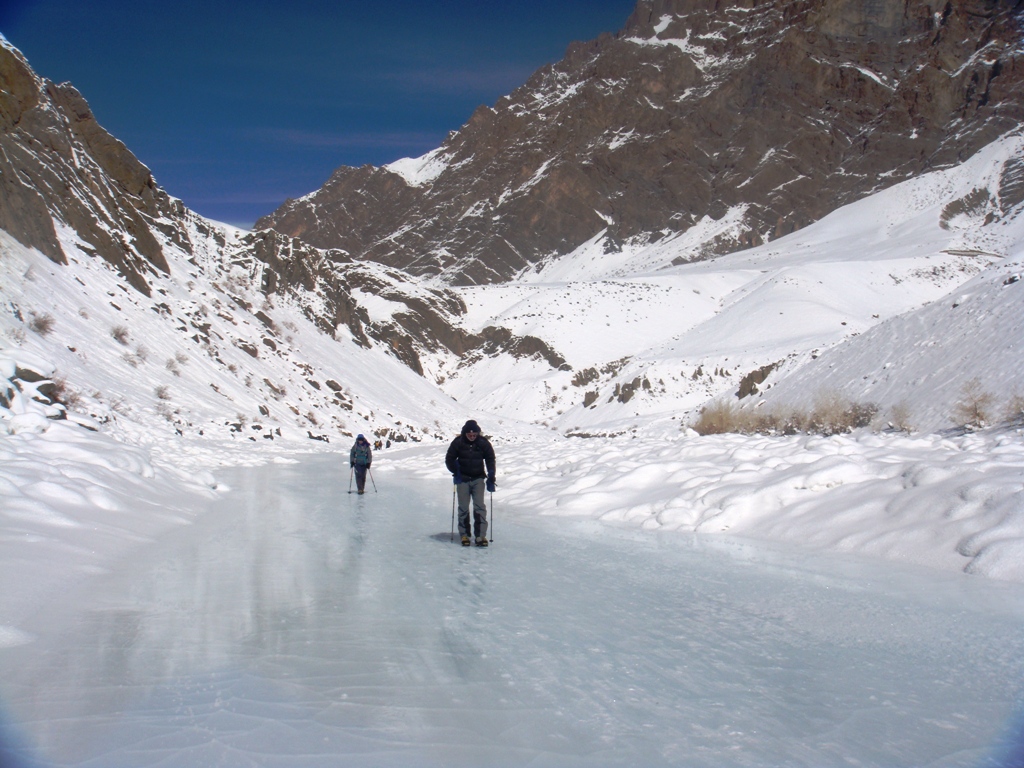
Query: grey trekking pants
[[456, 477, 488, 538]]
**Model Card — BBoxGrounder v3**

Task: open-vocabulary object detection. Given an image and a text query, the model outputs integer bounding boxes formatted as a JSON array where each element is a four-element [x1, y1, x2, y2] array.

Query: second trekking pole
[[450, 487, 456, 542], [348, 467, 353, 494], [368, 468, 377, 493], [489, 491, 494, 543]]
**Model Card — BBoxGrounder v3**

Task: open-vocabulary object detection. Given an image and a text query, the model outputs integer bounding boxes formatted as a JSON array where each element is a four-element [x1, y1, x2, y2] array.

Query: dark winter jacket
[[350, 439, 372, 467], [445, 434, 495, 481]]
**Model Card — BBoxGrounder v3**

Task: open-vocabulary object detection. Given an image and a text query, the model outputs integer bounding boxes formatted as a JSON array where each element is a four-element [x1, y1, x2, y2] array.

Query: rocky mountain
[[0, 36, 569, 445], [2, 17, 1023, 448], [257, 0, 1024, 285], [0, 37, 200, 295], [424, 130, 1024, 436]]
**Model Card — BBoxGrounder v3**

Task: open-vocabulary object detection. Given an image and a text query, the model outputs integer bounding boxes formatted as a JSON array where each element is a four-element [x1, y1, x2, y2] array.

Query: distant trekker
[[350, 434, 372, 495], [445, 420, 496, 546]]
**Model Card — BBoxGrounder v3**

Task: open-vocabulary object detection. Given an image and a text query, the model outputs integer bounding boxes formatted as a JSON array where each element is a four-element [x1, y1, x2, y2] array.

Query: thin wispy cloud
[[185, 193, 295, 206], [379, 64, 540, 96], [247, 128, 443, 150]]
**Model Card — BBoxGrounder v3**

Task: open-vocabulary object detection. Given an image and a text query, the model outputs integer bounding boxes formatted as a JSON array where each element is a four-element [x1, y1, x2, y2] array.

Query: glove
[[486, 478, 496, 493], [452, 472, 462, 485], [350, 462, 354, 468]]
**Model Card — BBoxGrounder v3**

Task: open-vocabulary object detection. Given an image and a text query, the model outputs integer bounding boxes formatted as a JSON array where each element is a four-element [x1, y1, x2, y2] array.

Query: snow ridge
[[386, 147, 450, 187]]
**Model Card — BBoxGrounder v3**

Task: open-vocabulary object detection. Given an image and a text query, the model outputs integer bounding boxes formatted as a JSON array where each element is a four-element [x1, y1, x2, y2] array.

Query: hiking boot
[[476, 537, 489, 547], [461, 535, 471, 547], [358, 489, 365, 495]]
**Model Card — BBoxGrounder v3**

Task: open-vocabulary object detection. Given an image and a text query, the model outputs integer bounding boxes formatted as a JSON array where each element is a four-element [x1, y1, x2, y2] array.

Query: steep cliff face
[[257, 0, 1024, 284], [0, 38, 211, 295]]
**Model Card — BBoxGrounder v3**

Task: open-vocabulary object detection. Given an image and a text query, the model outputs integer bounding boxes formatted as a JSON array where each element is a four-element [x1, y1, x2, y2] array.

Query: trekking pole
[[368, 468, 377, 493], [489, 491, 494, 543], [450, 487, 456, 542], [348, 466, 353, 494]]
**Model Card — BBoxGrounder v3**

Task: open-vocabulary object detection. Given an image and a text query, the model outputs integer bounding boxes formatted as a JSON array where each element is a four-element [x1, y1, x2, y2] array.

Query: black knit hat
[[462, 420, 481, 435]]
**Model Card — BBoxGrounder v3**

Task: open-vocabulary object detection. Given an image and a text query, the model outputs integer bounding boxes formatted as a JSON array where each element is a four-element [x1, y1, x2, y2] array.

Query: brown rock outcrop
[[258, 0, 1024, 285], [0, 40, 194, 294]]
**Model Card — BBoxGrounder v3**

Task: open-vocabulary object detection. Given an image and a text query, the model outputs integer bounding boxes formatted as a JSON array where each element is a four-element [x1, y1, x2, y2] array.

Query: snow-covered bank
[[4, 418, 1023, 653], [0, 422, 224, 646], [4, 412, 1023, 659], [0, 398, 362, 648], [394, 427, 1024, 583]]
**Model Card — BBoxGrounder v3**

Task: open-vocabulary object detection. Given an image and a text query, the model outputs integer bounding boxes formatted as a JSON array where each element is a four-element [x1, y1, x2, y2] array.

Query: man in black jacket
[[444, 419, 496, 546]]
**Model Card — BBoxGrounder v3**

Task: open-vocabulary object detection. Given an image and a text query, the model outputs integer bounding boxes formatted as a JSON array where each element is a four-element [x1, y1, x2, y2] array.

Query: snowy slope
[[0, 217, 532, 639], [754, 251, 1024, 432], [443, 132, 1024, 434], [752, 249, 1024, 432], [0, 223, 492, 450]]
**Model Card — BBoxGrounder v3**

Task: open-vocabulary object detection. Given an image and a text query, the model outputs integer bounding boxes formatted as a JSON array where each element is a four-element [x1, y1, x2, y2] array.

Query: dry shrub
[[50, 376, 81, 409], [693, 399, 742, 435], [28, 312, 55, 336], [692, 392, 877, 437], [1003, 393, 1024, 426], [805, 391, 878, 435], [751, 406, 803, 435], [951, 378, 995, 429], [886, 401, 915, 433], [111, 325, 130, 345], [693, 401, 793, 436]]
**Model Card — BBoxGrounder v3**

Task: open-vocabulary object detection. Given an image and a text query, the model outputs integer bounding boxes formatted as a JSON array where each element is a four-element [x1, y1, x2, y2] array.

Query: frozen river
[[1, 454, 1023, 767]]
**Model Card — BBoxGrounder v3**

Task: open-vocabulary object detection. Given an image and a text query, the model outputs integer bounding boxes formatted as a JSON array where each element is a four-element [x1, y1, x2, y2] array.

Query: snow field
[[0, 221, 469, 451], [0, 420, 220, 645], [392, 427, 1024, 582]]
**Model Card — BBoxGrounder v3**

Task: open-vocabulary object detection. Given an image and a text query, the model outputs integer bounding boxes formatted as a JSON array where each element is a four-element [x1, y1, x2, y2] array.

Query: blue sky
[[2, 1, 636, 228]]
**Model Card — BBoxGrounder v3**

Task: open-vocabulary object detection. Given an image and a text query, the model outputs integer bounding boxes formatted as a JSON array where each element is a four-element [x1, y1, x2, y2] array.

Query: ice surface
[[1, 456, 1022, 767]]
